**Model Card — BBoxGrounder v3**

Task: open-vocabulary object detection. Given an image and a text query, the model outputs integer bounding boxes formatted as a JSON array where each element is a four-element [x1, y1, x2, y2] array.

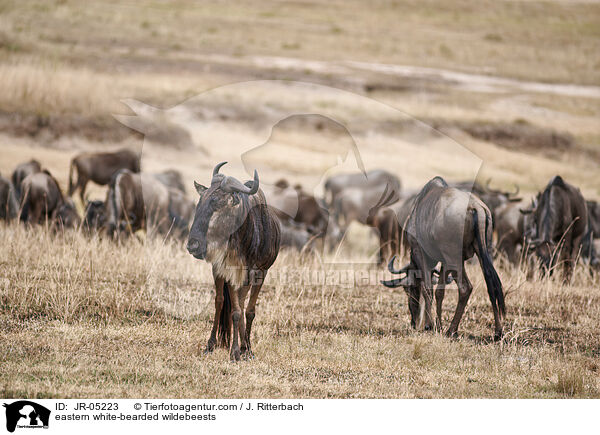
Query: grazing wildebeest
[[0, 175, 19, 221], [520, 176, 587, 280], [324, 169, 401, 207], [11, 159, 41, 197], [104, 169, 171, 239], [582, 200, 600, 268], [494, 200, 528, 264], [381, 177, 505, 340], [52, 198, 81, 230], [277, 217, 318, 252], [186, 162, 280, 361], [19, 170, 79, 229], [367, 193, 417, 265], [68, 148, 140, 203], [82, 200, 106, 234], [154, 169, 186, 194], [452, 179, 521, 226]]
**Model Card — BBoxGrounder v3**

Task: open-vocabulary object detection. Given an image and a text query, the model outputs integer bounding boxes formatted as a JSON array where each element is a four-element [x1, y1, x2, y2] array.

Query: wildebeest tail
[[472, 208, 505, 317], [19, 185, 30, 222], [218, 281, 232, 348], [68, 158, 76, 196]]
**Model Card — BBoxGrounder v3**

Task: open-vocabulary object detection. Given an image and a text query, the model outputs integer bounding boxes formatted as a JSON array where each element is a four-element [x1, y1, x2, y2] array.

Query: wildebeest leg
[[243, 273, 265, 358], [237, 285, 250, 358], [205, 275, 225, 354], [228, 285, 242, 362], [78, 177, 89, 205], [434, 267, 446, 332], [565, 234, 582, 282], [446, 267, 473, 338], [412, 248, 434, 330]]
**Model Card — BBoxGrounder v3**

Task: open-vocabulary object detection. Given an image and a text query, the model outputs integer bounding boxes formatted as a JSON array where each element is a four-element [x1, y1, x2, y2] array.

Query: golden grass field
[[1, 0, 599, 398]]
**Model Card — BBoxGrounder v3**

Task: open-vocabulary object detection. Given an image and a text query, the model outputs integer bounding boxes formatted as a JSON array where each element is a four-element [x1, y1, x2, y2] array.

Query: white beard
[[206, 240, 248, 288]]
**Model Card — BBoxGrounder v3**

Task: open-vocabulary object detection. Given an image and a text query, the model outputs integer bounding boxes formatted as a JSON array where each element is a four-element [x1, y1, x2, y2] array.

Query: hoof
[[204, 340, 215, 355], [230, 348, 241, 362], [445, 330, 458, 339], [493, 331, 503, 342]]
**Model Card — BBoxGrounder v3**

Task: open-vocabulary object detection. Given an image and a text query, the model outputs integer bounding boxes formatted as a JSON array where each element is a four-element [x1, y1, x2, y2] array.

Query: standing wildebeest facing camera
[[187, 162, 280, 361], [520, 176, 587, 281], [382, 177, 505, 340], [68, 148, 141, 204], [11, 159, 41, 197]]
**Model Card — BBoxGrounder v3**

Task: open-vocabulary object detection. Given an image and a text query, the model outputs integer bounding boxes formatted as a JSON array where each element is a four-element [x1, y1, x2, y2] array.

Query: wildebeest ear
[[194, 181, 207, 195]]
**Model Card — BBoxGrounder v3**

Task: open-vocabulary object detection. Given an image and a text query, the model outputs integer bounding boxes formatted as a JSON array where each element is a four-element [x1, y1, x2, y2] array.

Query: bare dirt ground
[[0, 0, 599, 398]]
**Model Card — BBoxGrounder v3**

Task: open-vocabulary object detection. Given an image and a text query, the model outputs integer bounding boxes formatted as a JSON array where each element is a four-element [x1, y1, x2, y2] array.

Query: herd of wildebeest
[[0, 148, 598, 360]]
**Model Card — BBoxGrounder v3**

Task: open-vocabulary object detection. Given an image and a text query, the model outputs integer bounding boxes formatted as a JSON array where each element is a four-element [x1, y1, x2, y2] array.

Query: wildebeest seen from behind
[[11, 159, 41, 197], [154, 169, 186, 194], [0, 175, 19, 221], [382, 177, 505, 340], [166, 188, 195, 239], [68, 148, 141, 203], [520, 176, 587, 281], [187, 162, 280, 361], [582, 200, 599, 268], [19, 170, 78, 228], [104, 169, 172, 239]]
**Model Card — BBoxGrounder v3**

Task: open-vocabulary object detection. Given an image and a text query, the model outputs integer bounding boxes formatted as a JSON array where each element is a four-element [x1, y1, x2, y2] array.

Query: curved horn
[[381, 278, 405, 288], [212, 161, 228, 177], [387, 256, 409, 275], [221, 170, 260, 195], [512, 184, 520, 196]]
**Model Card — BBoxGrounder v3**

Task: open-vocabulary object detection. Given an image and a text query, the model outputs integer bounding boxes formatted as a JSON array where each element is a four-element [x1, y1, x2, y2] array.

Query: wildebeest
[[277, 217, 318, 252], [82, 200, 106, 234], [105, 169, 171, 238], [381, 177, 505, 340], [68, 148, 141, 203], [166, 188, 195, 239], [154, 169, 186, 194], [494, 200, 528, 264], [452, 179, 521, 226], [324, 169, 401, 207], [186, 162, 280, 361], [582, 200, 600, 268], [52, 198, 81, 230], [263, 182, 328, 235], [0, 175, 19, 221], [11, 159, 41, 197], [520, 176, 587, 280], [332, 182, 400, 231], [19, 170, 79, 228], [367, 193, 417, 265]]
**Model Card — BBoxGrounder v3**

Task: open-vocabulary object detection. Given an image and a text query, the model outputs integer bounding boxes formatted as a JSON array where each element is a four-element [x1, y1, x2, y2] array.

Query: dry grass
[[0, 223, 598, 398]]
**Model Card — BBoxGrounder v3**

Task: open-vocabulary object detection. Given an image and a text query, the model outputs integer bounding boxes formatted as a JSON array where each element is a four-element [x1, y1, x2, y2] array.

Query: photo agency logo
[[3, 401, 51, 432], [116, 79, 483, 286]]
